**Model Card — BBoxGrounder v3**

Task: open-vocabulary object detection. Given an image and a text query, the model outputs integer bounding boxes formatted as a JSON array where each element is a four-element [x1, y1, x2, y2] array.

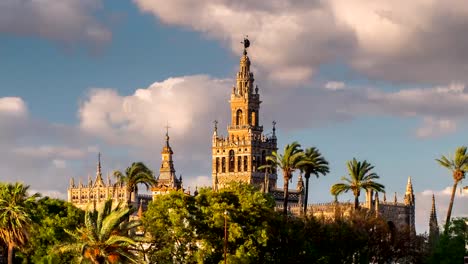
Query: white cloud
[[79, 75, 230, 147], [0, 0, 111, 48], [325, 81, 345, 90], [415, 117, 457, 138], [134, 0, 468, 83], [416, 186, 468, 233], [52, 159, 67, 169], [0, 97, 27, 116]]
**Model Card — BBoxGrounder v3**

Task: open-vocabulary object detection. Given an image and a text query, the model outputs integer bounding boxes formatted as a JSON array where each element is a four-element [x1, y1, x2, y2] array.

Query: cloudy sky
[[2, 0, 468, 233]]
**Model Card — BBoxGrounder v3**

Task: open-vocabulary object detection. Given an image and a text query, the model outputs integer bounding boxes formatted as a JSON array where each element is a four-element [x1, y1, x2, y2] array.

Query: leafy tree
[[435, 146, 468, 228], [0, 182, 39, 264], [143, 183, 280, 264], [113, 162, 156, 206], [259, 142, 312, 219], [428, 218, 468, 264], [298, 147, 329, 215], [19, 197, 84, 263], [58, 200, 145, 264], [330, 158, 385, 209]]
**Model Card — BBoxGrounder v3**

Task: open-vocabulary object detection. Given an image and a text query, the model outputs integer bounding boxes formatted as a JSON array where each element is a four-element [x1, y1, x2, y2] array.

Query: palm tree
[[58, 200, 144, 264], [259, 142, 312, 219], [0, 182, 39, 264], [331, 158, 385, 210], [436, 146, 468, 228], [299, 147, 329, 215], [113, 162, 156, 206]]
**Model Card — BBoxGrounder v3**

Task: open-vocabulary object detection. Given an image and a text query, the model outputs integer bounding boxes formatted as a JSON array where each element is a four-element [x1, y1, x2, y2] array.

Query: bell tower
[[212, 37, 277, 190]]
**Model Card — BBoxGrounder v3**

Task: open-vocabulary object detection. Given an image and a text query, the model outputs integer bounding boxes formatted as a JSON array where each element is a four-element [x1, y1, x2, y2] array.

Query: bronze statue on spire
[[241, 36, 250, 55]]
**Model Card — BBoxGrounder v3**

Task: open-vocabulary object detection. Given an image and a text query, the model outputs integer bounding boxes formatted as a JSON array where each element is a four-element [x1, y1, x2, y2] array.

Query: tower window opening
[[244, 156, 248, 172], [236, 109, 243, 126], [237, 156, 242, 172], [252, 156, 256, 172], [229, 150, 235, 172], [216, 157, 219, 173], [222, 157, 226, 173], [252, 111, 257, 126]]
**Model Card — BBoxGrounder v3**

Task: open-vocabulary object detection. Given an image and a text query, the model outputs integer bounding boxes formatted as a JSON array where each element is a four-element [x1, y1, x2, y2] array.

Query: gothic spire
[[429, 194, 440, 245], [94, 153, 104, 187], [404, 176, 415, 206]]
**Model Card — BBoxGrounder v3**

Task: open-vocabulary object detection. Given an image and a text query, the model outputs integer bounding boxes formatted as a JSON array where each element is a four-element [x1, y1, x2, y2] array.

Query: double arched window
[[229, 150, 235, 172]]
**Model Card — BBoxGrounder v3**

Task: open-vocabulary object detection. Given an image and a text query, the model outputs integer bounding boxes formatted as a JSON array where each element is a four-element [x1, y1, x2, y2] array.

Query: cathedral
[[68, 37, 421, 233], [67, 130, 185, 211]]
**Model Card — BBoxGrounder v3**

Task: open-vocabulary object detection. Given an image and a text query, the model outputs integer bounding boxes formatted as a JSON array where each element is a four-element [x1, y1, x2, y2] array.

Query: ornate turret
[[69, 177, 75, 188], [153, 127, 182, 193], [404, 176, 415, 206], [429, 194, 439, 246], [211, 37, 278, 190]]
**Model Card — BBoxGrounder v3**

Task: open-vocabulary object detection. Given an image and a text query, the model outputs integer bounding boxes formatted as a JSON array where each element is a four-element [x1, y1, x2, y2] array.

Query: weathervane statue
[[241, 35, 250, 55]]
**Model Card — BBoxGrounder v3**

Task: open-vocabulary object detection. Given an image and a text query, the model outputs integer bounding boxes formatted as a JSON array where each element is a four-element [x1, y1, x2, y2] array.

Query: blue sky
[[2, 0, 468, 233]]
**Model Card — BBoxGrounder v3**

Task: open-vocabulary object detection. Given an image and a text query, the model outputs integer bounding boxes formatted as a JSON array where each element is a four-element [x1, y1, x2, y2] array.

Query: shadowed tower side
[[429, 194, 439, 248]]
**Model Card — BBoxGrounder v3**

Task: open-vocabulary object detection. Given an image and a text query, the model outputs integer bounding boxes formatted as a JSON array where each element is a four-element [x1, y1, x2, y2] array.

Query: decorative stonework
[[67, 154, 152, 211], [211, 38, 278, 191]]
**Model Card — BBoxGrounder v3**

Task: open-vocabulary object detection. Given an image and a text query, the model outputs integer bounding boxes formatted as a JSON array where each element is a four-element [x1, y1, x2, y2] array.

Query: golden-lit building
[[67, 154, 147, 211], [151, 129, 185, 197], [212, 39, 304, 205]]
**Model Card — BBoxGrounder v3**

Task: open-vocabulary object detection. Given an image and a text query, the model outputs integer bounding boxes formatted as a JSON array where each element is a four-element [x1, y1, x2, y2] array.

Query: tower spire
[[429, 194, 440, 246], [94, 152, 104, 187], [404, 176, 415, 206]]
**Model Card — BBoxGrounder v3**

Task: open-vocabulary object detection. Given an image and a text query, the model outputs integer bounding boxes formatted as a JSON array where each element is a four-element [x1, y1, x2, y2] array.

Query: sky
[[1, 0, 468, 233]]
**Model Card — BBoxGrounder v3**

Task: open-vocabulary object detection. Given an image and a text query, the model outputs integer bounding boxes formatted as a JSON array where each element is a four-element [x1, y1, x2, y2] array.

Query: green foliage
[[435, 146, 468, 227], [57, 200, 145, 264], [113, 162, 156, 204], [143, 182, 279, 264], [428, 218, 468, 264], [331, 158, 385, 209], [18, 197, 84, 263], [0, 182, 39, 264], [259, 141, 312, 218], [299, 147, 329, 214]]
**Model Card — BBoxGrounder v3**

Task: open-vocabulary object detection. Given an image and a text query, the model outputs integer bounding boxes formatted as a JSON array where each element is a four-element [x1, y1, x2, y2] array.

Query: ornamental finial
[[241, 36, 250, 55]]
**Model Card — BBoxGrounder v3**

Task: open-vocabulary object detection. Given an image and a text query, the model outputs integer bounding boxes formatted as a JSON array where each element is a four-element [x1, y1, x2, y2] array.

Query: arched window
[[244, 156, 248, 171], [252, 156, 256, 172], [222, 157, 226, 173], [252, 111, 257, 126], [237, 156, 242, 172], [236, 109, 243, 126], [216, 157, 219, 173], [229, 150, 235, 172]]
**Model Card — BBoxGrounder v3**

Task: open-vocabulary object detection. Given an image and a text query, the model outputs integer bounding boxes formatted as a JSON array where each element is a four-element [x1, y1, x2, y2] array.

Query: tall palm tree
[[436, 146, 468, 228], [58, 200, 144, 264], [331, 158, 385, 210], [0, 182, 39, 264], [113, 162, 156, 206], [259, 142, 312, 219], [299, 147, 329, 215]]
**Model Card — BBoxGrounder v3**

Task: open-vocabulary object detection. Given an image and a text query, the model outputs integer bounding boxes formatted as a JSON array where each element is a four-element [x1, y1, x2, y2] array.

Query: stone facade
[[211, 40, 304, 205], [284, 177, 417, 232], [151, 130, 186, 197], [67, 154, 152, 211]]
